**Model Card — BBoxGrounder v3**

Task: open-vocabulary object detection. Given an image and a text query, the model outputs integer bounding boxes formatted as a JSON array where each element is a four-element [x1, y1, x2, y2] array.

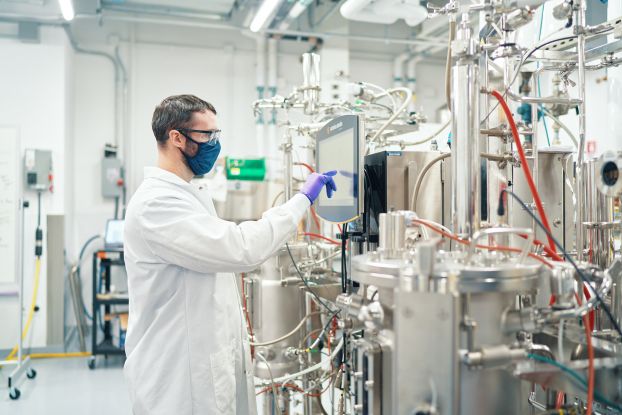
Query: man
[[123, 94, 337, 415]]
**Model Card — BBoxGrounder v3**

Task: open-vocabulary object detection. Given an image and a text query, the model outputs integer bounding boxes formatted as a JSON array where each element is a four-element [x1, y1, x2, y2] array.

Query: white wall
[[127, 43, 258, 192], [0, 27, 72, 349]]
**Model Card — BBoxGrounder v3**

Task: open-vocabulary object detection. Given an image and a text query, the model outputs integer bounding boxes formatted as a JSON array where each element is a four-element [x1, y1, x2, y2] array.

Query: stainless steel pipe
[[451, 15, 480, 239]]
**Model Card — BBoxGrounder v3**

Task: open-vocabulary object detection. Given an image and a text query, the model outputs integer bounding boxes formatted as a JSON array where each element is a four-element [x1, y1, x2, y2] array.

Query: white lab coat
[[123, 167, 309, 415]]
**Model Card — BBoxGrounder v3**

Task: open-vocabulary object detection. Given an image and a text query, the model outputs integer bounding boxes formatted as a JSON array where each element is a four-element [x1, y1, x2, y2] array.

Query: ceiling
[[0, 0, 449, 60]]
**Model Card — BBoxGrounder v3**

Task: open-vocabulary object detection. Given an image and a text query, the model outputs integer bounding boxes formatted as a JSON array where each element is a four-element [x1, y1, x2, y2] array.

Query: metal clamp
[[467, 227, 534, 264]]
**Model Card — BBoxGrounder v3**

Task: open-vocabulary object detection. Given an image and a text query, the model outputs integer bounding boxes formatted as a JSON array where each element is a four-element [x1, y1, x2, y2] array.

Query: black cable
[[35, 190, 43, 257], [285, 243, 339, 315], [36, 190, 41, 228], [523, 35, 578, 62], [500, 189, 622, 337]]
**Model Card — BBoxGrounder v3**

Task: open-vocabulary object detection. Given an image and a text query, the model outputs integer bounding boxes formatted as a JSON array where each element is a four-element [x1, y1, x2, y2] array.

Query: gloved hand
[[299, 170, 338, 204]]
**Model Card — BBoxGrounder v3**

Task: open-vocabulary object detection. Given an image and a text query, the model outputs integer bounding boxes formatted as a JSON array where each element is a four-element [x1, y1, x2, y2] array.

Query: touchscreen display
[[317, 128, 356, 207]]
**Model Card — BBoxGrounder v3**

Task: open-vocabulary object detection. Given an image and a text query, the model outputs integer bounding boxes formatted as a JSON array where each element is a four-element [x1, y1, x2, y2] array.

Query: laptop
[[104, 219, 125, 251]]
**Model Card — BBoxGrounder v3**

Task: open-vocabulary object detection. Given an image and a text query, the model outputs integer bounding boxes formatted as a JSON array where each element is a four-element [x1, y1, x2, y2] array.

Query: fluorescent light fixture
[[249, 0, 283, 33], [58, 0, 75, 21], [288, 1, 308, 19]]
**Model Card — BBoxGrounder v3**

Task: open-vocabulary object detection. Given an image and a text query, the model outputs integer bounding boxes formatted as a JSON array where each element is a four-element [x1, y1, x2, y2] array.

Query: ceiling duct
[[340, 0, 427, 27]]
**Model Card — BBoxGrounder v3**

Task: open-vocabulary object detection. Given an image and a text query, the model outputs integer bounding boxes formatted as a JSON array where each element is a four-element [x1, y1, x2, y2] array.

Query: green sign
[[225, 157, 266, 181]]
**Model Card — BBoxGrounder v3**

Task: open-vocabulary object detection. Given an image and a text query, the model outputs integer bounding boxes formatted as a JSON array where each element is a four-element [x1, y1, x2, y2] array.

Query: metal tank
[[348, 213, 541, 415], [510, 149, 575, 251], [243, 242, 341, 414], [244, 243, 310, 380]]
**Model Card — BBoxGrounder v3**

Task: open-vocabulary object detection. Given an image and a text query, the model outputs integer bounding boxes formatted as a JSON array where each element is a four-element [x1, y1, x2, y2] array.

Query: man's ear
[[168, 129, 185, 149]]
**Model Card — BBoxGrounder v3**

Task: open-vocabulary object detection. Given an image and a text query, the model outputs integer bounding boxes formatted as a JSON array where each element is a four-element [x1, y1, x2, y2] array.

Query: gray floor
[[0, 356, 131, 414]]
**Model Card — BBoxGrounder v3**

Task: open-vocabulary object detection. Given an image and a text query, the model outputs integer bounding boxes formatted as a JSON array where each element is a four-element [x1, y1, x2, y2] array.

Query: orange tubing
[[302, 232, 341, 245], [518, 234, 563, 262], [310, 207, 321, 231], [490, 90, 557, 255], [295, 162, 315, 173], [411, 219, 554, 269]]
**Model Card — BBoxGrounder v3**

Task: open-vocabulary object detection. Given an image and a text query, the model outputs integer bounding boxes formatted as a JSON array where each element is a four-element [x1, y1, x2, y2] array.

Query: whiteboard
[[0, 127, 20, 285]]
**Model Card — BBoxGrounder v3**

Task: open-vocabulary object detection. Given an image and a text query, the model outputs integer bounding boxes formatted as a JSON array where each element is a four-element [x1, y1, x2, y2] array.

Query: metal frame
[[89, 250, 127, 370], [0, 198, 36, 400]]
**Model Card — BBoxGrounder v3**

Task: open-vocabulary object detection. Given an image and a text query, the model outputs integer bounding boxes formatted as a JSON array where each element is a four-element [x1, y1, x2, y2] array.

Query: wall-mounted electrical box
[[24, 149, 53, 191], [101, 144, 124, 198]]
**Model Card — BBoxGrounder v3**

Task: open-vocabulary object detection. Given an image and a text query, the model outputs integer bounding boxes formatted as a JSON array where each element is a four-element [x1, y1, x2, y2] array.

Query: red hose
[[310, 207, 321, 231], [583, 285, 595, 331], [302, 232, 341, 245], [410, 219, 554, 269], [490, 90, 557, 255], [518, 234, 563, 262], [295, 162, 315, 173]]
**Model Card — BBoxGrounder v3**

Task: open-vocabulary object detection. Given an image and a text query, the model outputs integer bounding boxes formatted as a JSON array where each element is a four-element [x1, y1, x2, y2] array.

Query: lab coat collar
[[144, 166, 191, 187], [144, 166, 218, 215]]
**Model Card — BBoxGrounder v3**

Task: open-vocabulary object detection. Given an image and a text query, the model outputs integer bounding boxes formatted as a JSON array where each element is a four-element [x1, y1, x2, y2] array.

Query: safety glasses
[[177, 128, 221, 146]]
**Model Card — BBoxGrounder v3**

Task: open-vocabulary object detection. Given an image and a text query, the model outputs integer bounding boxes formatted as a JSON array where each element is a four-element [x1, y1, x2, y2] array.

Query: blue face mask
[[180, 133, 221, 176]]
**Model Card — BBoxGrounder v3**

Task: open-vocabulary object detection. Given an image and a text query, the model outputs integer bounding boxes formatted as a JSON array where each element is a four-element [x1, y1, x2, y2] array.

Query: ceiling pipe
[[393, 52, 409, 88], [406, 56, 420, 113], [98, 11, 445, 47], [267, 37, 279, 165], [340, 0, 427, 26], [0, 10, 447, 48], [263, 27, 444, 47], [101, 3, 227, 21], [63, 25, 126, 149]]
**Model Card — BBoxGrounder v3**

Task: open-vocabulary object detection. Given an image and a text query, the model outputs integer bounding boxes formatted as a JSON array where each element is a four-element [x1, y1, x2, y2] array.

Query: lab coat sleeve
[[138, 193, 310, 273]]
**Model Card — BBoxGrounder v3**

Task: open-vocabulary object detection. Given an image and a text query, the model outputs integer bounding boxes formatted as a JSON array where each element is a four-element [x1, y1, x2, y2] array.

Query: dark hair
[[151, 94, 217, 144]]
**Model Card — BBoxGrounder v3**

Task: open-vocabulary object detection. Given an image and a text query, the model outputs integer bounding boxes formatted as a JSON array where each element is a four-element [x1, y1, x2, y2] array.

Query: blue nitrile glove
[[299, 170, 338, 204]]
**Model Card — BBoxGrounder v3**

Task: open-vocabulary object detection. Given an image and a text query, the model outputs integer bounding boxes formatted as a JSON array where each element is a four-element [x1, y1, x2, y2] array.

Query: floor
[[0, 356, 131, 414]]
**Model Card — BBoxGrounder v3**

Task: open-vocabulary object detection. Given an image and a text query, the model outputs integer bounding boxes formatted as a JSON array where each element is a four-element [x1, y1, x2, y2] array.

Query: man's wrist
[[299, 191, 314, 205]]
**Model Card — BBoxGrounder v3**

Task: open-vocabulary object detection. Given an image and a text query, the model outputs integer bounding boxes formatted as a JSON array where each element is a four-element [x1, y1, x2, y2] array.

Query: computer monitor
[[315, 114, 364, 223], [104, 219, 125, 251]]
